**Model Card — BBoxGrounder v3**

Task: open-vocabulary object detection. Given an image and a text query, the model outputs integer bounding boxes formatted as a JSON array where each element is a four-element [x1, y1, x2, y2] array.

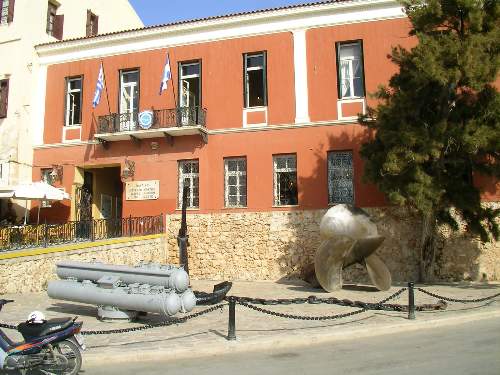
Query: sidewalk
[[1, 280, 499, 364]]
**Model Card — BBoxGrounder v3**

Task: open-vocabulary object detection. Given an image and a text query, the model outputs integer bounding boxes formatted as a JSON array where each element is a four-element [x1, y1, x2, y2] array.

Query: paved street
[[81, 316, 500, 375]]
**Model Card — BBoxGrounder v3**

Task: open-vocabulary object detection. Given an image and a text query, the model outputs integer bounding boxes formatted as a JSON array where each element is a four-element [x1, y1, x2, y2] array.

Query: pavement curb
[[83, 307, 500, 365]]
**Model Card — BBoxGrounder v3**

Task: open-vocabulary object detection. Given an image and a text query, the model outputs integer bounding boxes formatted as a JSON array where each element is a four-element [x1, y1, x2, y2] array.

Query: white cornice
[[36, 0, 404, 65], [35, 119, 357, 150]]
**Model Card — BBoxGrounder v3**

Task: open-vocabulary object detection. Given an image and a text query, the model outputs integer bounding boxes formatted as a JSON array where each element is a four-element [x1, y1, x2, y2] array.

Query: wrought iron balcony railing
[[97, 106, 206, 134]]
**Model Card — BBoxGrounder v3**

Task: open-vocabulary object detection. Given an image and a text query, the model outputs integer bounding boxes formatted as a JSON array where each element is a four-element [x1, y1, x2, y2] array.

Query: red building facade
[[33, 0, 416, 222]]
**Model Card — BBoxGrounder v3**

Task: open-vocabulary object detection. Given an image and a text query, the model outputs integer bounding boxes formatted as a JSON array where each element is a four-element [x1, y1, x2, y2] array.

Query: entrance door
[[119, 70, 139, 131]]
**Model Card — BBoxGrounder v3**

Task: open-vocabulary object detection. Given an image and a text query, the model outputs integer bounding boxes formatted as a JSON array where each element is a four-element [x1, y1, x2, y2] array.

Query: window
[[244, 52, 267, 108], [224, 157, 247, 208], [119, 69, 139, 131], [179, 61, 201, 125], [0, 0, 14, 24], [336, 41, 365, 99], [328, 151, 354, 204], [41, 168, 54, 207], [273, 154, 298, 206], [0, 79, 8, 118], [86, 10, 98, 37], [178, 160, 199, 209], [41, 168, 55, 186], [65, 77, 82, 126], [47, 2, 63, 40]]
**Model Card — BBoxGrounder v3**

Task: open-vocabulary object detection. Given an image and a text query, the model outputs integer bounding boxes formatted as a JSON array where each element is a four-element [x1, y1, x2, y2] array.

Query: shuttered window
[[86, 9, 98, 37], [47, 2, 63, 40], [178, 160, 199, 209], [0, 79, 9, 118]]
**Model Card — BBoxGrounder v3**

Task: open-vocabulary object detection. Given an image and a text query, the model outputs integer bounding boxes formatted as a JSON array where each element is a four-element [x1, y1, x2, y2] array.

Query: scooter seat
[[17, 318, 73, 341]]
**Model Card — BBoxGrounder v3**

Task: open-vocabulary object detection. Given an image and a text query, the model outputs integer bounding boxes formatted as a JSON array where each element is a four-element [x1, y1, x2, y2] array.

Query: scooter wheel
[[45, 339, 82, 375]]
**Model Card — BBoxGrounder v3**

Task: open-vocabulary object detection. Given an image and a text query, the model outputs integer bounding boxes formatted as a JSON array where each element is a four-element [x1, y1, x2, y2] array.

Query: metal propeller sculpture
[[314, 204, 392, 291]]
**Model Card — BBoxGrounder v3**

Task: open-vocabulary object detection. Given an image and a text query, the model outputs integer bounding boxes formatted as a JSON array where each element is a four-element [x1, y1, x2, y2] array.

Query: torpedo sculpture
[[314, 204, 392, 291]]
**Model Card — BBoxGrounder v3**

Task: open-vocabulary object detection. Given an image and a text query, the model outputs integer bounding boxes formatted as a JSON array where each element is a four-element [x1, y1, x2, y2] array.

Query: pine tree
[[359, 0, 500, 281]]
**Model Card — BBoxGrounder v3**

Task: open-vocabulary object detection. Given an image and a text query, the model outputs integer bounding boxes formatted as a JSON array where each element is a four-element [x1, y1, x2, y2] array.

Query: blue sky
[[129, 0, 313, 26]]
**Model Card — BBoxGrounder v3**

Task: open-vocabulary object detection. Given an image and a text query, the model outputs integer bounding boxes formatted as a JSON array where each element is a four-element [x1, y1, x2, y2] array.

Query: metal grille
[[178, 160, 199, 209], [328, 151, 354, 204], [224, 158, 247, 207], [273, 154, 298, 206]]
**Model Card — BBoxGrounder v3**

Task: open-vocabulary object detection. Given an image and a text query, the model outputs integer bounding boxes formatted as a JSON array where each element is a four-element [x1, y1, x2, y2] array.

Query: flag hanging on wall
[[92, 63, 104, 108], [159, 52, 171, 94]]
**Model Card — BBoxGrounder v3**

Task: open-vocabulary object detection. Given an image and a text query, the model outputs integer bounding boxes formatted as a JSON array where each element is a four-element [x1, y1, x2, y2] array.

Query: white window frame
[[273, 154, 298, 206], [65, 77, 82, 127], [119, 69, 139, 131], [337, 41, 364, 100], [224, 157, 247, 208], [244, 52, 267, 108], [178, 160, 199, 209]]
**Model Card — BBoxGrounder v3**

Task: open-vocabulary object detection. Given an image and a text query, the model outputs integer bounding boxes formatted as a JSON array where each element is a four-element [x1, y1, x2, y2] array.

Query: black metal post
[[90, 219, 95, 242], [227, 297, 236, 341], [408, 281, 416, 320], [128, 215, 132, 237], [178, 186, 189, 274], [43, 218, 48, 248]]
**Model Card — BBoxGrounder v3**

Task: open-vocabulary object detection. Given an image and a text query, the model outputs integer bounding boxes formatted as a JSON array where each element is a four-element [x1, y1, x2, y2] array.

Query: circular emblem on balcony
[[138, 110, 154, 130]]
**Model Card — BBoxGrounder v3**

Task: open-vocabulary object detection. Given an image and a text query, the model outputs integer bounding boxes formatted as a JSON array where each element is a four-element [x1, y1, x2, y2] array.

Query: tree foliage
[[360, 0, 500, 245]]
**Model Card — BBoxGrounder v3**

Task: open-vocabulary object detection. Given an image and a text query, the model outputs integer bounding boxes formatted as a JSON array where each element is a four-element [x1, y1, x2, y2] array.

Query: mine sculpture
[[314, 204, 392, 291]]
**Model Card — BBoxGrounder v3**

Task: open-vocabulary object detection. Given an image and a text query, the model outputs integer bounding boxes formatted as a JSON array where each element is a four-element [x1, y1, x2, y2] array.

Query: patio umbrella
[[0, 182, 70, 225]]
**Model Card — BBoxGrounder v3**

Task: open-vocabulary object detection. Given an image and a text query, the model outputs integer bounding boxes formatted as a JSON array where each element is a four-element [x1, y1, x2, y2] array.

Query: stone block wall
[[0, 236, 167, 294], [166, 206, 499, 283]]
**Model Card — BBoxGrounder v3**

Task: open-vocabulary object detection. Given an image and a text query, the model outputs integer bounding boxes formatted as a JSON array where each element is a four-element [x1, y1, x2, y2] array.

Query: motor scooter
[[0, 299, 84, 375]]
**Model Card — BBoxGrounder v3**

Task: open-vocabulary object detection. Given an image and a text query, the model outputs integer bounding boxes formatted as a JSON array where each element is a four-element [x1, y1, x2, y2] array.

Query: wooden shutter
[[86, 9, 91, 36], [92, 14, 98, 36], [0, 80, 9, 118], [53, 14, 64, 40], [7, 0, 14, 23]]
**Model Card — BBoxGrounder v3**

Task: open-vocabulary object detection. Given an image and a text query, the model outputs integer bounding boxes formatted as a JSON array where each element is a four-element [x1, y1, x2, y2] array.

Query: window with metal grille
[[273, 154, 298, 206], [224, 157, 247, 208], [65, 77, 82, 126], [336, 41, 365, 99], [328, 151, 354, 204], [244, 52, 267, 108], [0, 79, 8, 118], [178, 160, 199, 209]]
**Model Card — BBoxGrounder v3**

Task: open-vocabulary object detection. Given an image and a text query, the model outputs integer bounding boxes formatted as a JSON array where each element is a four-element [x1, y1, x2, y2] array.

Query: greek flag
[[159, 53, 171, 94], [92, 63, 104, 108]]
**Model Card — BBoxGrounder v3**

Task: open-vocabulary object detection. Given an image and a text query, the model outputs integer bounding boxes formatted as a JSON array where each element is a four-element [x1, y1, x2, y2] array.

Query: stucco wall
[[165, 207, 499, 283], [0, 236, 167, 294]]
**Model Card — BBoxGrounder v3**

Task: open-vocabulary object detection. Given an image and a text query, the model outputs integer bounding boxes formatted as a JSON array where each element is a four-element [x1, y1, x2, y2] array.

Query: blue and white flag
[[92, 63, 104, 108], [159, 53, 171, 94]]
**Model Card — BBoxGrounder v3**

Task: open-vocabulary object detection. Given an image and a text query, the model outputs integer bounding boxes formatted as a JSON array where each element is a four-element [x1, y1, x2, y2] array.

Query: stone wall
[[166, 207, 499, 283], [0, 236, 167, 294]]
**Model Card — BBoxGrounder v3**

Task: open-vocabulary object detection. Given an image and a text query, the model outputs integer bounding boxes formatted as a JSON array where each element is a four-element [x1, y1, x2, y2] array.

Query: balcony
[[94, 106, 208, 144]]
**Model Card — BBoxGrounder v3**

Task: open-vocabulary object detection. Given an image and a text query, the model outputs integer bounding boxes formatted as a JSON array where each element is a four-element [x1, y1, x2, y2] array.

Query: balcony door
[[179, 61, 200, 125], [119, 69, 139, 131]]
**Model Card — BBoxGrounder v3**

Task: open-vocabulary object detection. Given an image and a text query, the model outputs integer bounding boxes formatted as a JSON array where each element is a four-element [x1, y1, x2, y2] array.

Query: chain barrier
[[233, 288, 407, 320], [81, 303, 226, 336], [0, 322, 17, 330], [416, 288, 500, 303], [229, 288, 408, 312]]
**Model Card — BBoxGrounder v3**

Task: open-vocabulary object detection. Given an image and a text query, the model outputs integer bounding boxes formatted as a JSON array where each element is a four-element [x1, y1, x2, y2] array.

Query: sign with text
[[125, 180, 159, 201]]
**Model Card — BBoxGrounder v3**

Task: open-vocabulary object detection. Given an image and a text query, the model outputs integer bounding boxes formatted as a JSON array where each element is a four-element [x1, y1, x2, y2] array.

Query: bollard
[[227, 297, 236, 340], [408, 281, 415, 320]]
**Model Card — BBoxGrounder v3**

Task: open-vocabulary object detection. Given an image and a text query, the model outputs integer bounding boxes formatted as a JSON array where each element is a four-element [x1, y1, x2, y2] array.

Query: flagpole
[[101, 60, 112, 118], [168, 52, 177, 108]]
